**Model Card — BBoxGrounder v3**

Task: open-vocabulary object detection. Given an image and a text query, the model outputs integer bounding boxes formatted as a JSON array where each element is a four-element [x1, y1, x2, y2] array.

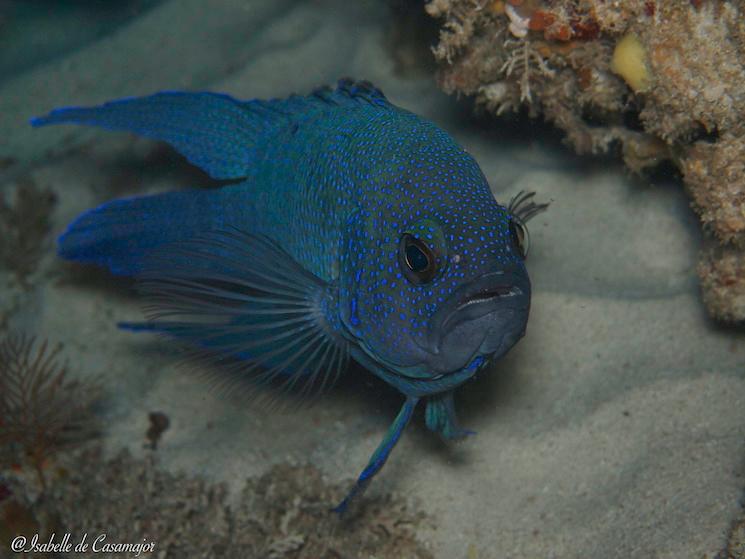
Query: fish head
[[339, 178, 544, 395]]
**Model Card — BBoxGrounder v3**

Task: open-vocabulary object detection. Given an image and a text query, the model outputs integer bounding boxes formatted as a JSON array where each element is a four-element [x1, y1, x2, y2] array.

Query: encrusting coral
[[426, 0, 745, 323], [698, 245, 745, 324]]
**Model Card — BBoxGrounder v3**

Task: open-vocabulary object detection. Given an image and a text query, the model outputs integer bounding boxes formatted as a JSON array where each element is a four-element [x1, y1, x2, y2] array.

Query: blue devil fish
[[32, 79, 546, 513]]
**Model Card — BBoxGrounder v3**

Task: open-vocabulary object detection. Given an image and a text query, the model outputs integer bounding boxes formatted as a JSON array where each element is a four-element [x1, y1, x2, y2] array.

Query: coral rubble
[[8, 447, 433, 559], [426, 0, 745, 323]]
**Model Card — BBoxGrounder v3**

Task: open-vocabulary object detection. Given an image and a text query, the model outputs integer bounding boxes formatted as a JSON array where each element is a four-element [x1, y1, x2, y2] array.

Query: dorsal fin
[[31, 79, 391, 180], [310, 78, 389, 108], [31, 91, 261, 180]]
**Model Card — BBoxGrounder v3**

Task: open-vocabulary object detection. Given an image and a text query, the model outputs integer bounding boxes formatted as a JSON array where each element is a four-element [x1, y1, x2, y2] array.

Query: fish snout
[[420, 269, 531, 373]]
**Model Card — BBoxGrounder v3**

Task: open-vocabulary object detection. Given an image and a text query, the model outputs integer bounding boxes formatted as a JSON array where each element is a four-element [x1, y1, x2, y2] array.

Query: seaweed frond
[[0, 332, 99, 489]]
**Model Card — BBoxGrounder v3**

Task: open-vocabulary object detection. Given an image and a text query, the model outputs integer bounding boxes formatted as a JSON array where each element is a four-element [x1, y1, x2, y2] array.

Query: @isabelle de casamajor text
[[10, 532, 156, 556]]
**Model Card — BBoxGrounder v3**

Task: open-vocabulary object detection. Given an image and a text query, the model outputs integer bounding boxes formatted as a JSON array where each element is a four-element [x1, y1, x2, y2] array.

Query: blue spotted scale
[[32, 79, 547, 513]]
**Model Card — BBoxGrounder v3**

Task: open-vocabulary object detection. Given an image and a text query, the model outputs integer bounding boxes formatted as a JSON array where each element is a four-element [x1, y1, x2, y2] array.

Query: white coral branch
[[500, 38, 556, 103]]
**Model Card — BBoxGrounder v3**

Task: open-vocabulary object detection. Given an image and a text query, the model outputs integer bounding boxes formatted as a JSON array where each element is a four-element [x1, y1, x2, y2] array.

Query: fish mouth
[[421, 270, 529, 356], [438, 284, 522, 336], [348, 269, 531, 387]]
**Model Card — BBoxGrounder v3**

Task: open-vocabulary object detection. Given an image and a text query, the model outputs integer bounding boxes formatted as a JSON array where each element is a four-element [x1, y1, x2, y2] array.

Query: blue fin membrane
[[333, 396, 419, 515], [31, 79, 390, 181], [120, 228, 349, 399], [31, 92, 260, 180], [425, 391, 475, 440], [57, 188, 224, 276]]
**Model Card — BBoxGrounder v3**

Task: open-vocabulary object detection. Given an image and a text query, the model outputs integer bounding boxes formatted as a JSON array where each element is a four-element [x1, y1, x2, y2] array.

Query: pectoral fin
[[120, 228, 349, 399]]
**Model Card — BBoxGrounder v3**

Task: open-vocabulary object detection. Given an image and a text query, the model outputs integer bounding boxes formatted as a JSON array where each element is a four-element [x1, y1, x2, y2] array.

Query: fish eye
[[509, 216, 530, 259], [399, 233, 438, 284]]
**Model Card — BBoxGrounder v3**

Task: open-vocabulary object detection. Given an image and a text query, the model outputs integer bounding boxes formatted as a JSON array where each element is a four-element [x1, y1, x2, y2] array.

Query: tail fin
[[58, 188, 221, 276]]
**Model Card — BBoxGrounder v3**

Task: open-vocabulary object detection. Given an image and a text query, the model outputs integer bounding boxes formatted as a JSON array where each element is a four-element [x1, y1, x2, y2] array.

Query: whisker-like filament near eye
[[507, 190, 550, 224]]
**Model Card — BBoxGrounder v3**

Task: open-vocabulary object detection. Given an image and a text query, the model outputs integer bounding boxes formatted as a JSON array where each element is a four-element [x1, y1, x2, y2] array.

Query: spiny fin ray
[[120, 228, 349, 401]]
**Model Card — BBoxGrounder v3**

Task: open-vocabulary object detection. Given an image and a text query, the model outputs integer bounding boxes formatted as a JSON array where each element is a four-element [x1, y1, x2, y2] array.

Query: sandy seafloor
[[1, 1, 744, 557]]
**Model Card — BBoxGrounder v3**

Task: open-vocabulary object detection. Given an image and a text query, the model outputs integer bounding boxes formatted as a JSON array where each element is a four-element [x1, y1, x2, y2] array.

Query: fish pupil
[[405, 244, 429, 272]]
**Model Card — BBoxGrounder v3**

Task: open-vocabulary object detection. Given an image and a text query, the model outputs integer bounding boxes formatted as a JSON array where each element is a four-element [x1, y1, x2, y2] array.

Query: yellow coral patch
[[611, 34, 650, 92]]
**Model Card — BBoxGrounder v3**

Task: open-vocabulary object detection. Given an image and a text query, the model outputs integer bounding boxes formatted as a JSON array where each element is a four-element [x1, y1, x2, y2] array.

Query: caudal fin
[[58, 188, 219, 276]]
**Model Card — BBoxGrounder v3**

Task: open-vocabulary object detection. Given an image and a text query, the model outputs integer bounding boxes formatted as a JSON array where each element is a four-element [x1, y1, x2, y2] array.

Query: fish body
[[32, 80, 544, 512]]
